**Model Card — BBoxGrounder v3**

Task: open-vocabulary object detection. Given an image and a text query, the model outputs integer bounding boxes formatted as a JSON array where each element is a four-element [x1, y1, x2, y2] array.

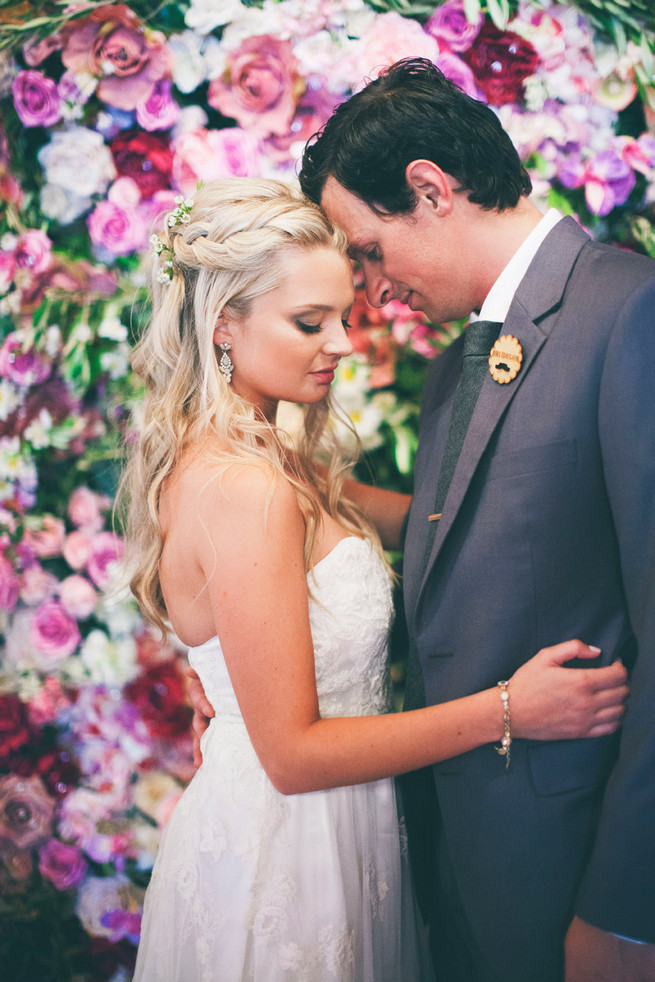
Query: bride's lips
[[310, 367, 336, 384]]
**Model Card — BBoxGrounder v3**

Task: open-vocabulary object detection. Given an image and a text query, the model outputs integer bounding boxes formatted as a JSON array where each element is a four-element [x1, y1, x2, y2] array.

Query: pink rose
[[0, 775, 55, 854], [88, 199, 148, 256], [0, 332, 52, 387], [354, 13, 440, 87], [0, 552, 19, 612], [87, 531, 124, 588], [63, 530, 93, 570], [22, 33, 64, 67], [207, 35, 301, 137], [426, 0, 483, 52], [11, 70, 62, 128], [28, 677, 72, 727], [19, 562, 58, 606], [15, 229, 53, 276], [136, 79, 180, 132], [22, 515, 66, 558], [68, 486, 110, 533], [39, 838, 88, 890], [172, 127, 263, 196], [61, 4, 172, 112], [30, 599, 81, 660], [59, 574, 97, 619]]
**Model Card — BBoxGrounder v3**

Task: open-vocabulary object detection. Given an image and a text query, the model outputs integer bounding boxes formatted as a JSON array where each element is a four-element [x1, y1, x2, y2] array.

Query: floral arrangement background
[[0, 0, 653, 978]]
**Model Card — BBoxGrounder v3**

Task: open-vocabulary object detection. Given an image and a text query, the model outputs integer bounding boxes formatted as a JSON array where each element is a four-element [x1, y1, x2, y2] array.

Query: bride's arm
[[341, 476, 411, 551], [191, 466, 626, 795]]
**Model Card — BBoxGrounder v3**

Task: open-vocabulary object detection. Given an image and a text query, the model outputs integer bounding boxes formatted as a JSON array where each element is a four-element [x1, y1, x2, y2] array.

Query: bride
[[123, 178, 627, 982]]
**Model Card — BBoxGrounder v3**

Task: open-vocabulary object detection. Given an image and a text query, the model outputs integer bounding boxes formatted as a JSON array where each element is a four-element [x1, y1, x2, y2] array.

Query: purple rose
[[88, 200, 148, 257], [0, 552, 19, 612], [585, 149, 636, 215], [136, 79, 180, 132], [0, 332, 51, 387], [0, 775, 55, 854], [30, 599, 81, 660], [426, 0, 483, 52], [11, 70, 62, 128], [39, 838, 88, 890], [435, 51, 482, 99]]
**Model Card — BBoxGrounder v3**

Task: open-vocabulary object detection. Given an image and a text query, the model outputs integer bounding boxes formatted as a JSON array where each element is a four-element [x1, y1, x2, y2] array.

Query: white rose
[[38, 126, 116, 199], [80, 629, 139, 686], [40, 183, 92, 225], [168, 31, 207, 94], [184, 0, 247, 33]]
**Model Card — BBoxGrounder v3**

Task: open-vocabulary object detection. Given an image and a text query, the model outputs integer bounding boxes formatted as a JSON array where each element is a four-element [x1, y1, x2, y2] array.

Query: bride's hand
[[508, 640, 628, 741], [185, 665, 215, 768]]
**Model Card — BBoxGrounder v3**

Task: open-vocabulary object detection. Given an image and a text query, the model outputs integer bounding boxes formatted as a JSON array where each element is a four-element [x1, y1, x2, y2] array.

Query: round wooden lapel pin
[[489, 335, 523, 383]]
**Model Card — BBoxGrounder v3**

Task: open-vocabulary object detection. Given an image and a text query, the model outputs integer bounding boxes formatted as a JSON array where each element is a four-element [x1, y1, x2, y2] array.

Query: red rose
[[124, 660, 190, 739], [110, 131, 173, 199], [0, 695, 33, 760], [463, 22, 539, 105]]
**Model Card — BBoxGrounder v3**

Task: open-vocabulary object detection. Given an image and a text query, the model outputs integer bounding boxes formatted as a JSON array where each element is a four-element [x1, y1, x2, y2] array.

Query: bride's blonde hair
[[121, 178, 380, 636]]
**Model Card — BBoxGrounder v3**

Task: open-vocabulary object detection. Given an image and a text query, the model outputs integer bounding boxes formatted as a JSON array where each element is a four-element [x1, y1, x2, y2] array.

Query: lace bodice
[[188, 536, 394, 719]]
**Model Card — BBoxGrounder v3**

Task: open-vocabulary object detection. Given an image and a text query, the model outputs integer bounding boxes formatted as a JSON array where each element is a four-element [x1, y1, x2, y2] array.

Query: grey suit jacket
[[402, 217, 655, 979]]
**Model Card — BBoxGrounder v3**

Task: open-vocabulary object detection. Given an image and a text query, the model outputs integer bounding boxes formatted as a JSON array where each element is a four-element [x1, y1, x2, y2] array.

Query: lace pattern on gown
[[133, 537, 433, 982]]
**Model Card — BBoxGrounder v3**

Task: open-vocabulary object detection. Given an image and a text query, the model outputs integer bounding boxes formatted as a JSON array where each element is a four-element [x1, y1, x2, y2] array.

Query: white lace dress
[[133, 537, 434, 982]]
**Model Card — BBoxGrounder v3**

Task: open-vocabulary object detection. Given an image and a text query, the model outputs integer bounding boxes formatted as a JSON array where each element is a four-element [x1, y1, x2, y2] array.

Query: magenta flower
[[87, 531, 124, 589], [584, 150, 636, 216], [15, 229, 53, 276], [11, 70, 61, 127], [88, 200, 148, 257], [426, 0, 483, 52], [0, 332, 52, 387], [0, 552, 19, 612], [39, 838, 88, 890], [136, 78, 180, 132], [207, 35, 301, 137], [60, 3, 172, 112], [435, 51, 482, 99], [30, 599, 81, 660]]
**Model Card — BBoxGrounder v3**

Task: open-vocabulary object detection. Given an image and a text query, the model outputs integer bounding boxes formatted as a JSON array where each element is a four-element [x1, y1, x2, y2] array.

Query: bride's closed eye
[[295, 319, 322, 334]]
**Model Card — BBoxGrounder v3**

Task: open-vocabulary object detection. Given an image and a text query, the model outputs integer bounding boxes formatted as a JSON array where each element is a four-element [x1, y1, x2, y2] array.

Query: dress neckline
[[311, 535, 367, 572]]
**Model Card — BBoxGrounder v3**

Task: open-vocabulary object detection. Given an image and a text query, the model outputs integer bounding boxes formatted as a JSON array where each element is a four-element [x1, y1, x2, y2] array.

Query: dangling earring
[[219, 342, 233, 384]]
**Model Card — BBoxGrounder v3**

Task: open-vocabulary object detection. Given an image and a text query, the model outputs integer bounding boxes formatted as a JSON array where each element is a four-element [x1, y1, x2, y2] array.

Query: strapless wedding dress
[[133, 537, 433, 981]]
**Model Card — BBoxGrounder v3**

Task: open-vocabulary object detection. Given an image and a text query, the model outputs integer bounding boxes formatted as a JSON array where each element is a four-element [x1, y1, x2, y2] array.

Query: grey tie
[[404, 320, 502, 712]]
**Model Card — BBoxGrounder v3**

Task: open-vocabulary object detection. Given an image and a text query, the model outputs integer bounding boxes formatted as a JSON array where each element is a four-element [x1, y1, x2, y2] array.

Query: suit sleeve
[[574, 272, 655, 943]]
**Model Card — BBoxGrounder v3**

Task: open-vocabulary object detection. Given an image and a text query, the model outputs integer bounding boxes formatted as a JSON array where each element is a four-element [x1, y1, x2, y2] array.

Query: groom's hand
[[565, 916, 655, 981], [185, 665, 215, 768]]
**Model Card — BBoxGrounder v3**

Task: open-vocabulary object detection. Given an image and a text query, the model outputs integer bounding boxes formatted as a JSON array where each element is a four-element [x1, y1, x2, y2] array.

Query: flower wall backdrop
[[0, 0, 653, 978]]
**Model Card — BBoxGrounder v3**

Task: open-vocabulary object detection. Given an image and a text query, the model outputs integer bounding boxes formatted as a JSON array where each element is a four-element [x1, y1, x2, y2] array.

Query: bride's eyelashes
[[295, 319, 322, 334]]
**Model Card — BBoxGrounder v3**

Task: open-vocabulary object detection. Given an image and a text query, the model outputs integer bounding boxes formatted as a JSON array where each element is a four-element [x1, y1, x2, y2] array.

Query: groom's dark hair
[[299, 58, 532, 214]]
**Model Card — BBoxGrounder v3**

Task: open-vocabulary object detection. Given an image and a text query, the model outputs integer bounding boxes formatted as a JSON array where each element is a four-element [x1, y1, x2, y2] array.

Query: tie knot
[[463, 319, 502, 358]]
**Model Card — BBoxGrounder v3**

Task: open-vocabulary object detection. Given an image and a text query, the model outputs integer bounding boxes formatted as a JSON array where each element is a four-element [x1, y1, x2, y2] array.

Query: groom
[[190, 60, 655, 980], [298, 59, 655, 982]]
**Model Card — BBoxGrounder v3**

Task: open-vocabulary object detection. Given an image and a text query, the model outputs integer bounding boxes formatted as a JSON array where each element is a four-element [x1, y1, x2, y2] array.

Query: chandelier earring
[[219, 342, 234, 384]]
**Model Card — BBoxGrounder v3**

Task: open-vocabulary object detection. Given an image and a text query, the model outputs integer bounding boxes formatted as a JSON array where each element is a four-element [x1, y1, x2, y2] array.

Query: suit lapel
[[410, 216, 590, 630]]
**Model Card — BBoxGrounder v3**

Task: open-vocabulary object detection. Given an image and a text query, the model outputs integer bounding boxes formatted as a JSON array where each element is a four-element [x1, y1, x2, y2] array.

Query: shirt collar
[[472, 208, 563, 324]]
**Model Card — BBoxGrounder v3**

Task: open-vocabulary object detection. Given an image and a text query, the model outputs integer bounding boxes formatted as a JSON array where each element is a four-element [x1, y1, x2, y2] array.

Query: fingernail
[[589, 645, 601, 653]]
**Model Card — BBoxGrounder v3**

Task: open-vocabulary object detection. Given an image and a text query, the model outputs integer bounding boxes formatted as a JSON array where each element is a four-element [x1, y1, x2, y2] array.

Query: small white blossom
[[24, 408, 54, 450], [0, 380, 21, 422]]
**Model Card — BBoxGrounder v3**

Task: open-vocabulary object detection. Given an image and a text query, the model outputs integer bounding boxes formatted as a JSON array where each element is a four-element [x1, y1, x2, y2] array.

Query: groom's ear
[[405, 160, 455, 217]]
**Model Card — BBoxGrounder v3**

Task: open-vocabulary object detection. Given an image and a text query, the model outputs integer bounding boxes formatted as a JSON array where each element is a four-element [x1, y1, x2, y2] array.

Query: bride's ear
[[213, 315, 233, 347]]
